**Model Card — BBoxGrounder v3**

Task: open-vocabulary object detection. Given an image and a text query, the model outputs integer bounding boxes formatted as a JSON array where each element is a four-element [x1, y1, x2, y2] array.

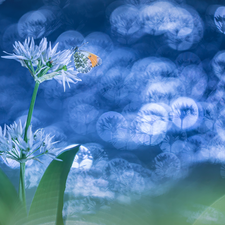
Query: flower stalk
[[24, 82, 39, 143], [19, 82, 39, 210], [19, 162, 26, 209]]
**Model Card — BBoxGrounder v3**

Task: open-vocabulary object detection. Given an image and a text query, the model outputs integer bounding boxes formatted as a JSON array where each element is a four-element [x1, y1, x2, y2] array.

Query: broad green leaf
[[0, 167, 26, 225], [25, 145, 80, 225], [193, 194, 225, 225]]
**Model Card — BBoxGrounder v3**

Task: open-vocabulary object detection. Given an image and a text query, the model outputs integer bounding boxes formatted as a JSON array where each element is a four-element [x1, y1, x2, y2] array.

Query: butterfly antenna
[[80, 42, 88, 48], [72, 42, 88, 52]]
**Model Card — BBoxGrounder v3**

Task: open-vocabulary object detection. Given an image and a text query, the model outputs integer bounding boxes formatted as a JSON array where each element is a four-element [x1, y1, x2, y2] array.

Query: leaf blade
[[0, 167, 26, 225], [193, 194, 225, 225], [26, 145, 80, 225]]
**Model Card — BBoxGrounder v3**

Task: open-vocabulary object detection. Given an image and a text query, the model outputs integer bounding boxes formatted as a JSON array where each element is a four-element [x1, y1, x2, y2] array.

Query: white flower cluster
[[2, 37, 81, 91], [0, 121, 59, 164]]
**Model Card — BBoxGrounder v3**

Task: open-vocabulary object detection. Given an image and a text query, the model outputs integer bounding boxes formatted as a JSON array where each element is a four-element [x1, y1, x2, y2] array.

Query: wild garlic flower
[[1, 37, 81, 91], [0, 121, 59, 164], [40, 42, 72, 71], [2, 37, 47, 68], [53, 65, 81, 91]]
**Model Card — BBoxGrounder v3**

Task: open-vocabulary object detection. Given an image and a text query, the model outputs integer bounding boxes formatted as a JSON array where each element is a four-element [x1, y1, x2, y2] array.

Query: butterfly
[[73, 44, 102, 74]]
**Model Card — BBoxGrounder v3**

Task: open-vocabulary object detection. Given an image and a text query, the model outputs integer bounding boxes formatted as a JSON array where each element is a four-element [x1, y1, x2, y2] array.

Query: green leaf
[[25, 145, 80, 225], [193, 194, 225, 225], [0, 167, 26, 225]]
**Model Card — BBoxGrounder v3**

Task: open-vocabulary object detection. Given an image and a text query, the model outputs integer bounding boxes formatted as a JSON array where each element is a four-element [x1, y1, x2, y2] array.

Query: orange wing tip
[[88, 54, 102, 68]]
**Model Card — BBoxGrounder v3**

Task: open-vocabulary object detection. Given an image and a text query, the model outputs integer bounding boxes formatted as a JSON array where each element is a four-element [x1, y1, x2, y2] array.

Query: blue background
[[1, 0, 225, 224]]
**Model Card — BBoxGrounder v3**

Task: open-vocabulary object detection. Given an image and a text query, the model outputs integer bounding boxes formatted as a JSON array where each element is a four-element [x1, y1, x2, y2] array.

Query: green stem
[[19, 82, 39, 210], [19, 162, 26, 209], [24, 82, 39, 142]]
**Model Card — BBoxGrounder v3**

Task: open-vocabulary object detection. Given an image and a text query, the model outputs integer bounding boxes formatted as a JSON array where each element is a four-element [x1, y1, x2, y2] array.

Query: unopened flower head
[[1, 37, 81, 91], [0, 121, 59, 164]]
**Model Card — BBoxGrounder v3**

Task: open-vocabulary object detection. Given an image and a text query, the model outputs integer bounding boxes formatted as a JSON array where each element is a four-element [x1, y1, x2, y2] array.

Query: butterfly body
[[73, 49, 102, 74]]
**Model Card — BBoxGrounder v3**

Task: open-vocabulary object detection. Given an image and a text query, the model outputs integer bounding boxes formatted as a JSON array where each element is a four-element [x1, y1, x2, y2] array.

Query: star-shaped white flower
[[2, 37, 47, 68], [54, 66, 82, 91], [2, 37, 82, 91], [0, 121, 59, 164]]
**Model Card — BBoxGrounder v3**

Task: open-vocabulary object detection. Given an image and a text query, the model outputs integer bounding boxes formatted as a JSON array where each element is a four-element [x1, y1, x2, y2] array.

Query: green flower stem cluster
[[1, 37, 81, 210]]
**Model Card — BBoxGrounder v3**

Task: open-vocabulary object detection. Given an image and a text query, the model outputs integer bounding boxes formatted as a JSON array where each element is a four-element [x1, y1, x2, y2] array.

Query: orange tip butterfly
[[73, 43, 102, 74]]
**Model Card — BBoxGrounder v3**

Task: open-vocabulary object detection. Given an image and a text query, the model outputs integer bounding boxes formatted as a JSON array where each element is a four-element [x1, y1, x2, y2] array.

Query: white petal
[[1, 55, 27, 60]]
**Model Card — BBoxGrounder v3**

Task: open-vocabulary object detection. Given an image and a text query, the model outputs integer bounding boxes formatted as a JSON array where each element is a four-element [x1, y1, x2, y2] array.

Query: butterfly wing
[[88, 53, 102, 68], [73, 50, 102, 74]]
